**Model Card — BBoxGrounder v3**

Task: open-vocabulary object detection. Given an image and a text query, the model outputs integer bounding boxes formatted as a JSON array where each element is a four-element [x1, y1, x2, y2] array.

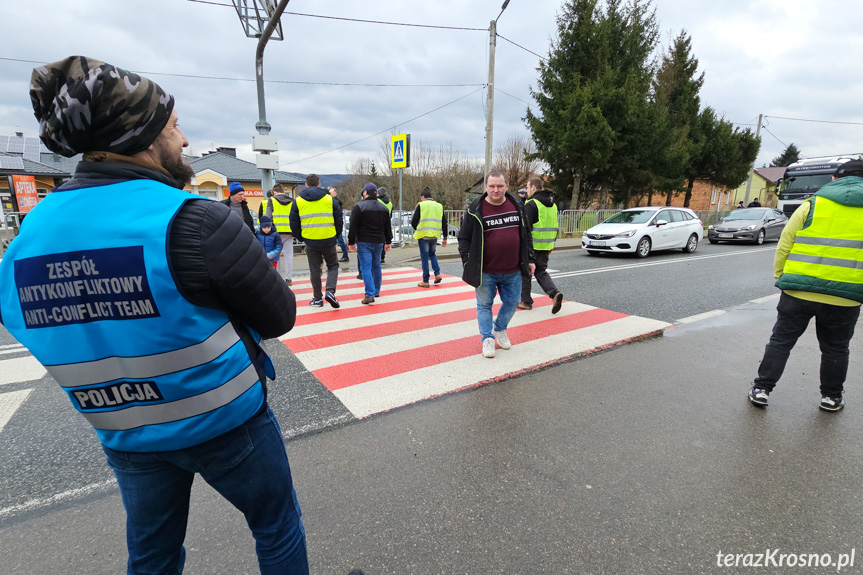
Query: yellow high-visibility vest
[[294, 194, 336, 240], [413, 200, 444, 239]]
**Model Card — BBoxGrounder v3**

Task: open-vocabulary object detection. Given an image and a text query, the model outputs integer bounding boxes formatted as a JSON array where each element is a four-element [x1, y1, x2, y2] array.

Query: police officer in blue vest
[[0, 56, 309, 574]]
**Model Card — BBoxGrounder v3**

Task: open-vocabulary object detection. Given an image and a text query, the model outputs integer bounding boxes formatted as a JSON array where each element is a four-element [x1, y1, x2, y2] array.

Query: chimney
[[15, 130, 23, 138], [216, 147, 237, 157]]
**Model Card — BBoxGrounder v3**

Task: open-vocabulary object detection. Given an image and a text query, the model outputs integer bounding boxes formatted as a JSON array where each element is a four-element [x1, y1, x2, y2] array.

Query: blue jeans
[[417, 237, 441, 282], [356, 242, 383, 297], [336, 233, 348, 258], [103, 407, 308, 575], [475, 271, 521, 340]]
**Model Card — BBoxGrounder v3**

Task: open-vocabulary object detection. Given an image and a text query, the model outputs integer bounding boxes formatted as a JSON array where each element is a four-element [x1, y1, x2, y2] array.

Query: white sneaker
[[482, 337, 496, 358], [494, 330, 511, 350]]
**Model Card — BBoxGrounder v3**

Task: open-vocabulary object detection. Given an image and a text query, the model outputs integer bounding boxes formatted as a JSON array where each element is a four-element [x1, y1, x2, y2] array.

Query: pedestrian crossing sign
[[391, 134, 410, 169]]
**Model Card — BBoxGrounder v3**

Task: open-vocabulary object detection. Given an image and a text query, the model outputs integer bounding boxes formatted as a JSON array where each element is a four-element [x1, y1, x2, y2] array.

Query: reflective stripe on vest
[[413, 200, 444, 239], [0, 180, 266, 452], [295, 194, 336, 239], [529, 198, 558, 251], [776, 196, 863, 302], [269, 198, 293, 233]]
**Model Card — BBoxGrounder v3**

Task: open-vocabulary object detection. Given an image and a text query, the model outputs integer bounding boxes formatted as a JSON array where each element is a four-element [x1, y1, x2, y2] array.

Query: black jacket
[[220, 197, 255, 234], [457, 192, 534, 288], [287, 186, 343, 248], [348, 198, 393, 245]]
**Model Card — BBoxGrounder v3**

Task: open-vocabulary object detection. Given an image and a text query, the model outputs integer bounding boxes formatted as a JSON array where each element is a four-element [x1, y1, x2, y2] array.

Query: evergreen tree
[[771, 143, 801, 167]]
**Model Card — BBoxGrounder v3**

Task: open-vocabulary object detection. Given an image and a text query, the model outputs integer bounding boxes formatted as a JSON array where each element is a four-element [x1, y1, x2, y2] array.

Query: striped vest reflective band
[[379, 198, 393, 213], [529, 198, 558, 251], [269, 198, 293, 233], [295, 194, 336, 239], [0, 180, 266, 452], [413, 200, 444, 239], [776, 196, 863, 302]]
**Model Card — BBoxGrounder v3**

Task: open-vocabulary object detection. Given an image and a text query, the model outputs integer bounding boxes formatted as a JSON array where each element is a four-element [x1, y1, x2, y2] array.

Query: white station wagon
[[582, 206, 703, 257]]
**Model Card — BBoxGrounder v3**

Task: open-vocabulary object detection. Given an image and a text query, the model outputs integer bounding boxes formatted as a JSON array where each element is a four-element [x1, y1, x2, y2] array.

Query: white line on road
[[750, 294, 781, 304], [549, 247, 775, 280], [0, 343, 24, 350], [0, 389, 32, 433], [0, 356, 47, 386], [676, 309, 727, 324], [0, 479, 117, 521]]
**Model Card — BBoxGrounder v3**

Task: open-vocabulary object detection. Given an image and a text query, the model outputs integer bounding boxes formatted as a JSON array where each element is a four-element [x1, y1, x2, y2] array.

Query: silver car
[[707, 208, 788, 245]]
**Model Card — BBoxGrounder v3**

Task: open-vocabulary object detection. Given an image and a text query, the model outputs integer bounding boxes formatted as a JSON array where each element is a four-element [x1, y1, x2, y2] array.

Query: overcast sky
[[1, 0, 861, 177]]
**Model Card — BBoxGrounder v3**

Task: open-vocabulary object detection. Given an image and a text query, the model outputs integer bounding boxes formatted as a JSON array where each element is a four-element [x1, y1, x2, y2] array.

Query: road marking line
[[0, 389, 32, 433], [550, 247, 775, 279], [750, 294, 781, 304], [676, 309, 727, 324], [0, 343, 24, 350], [0, 356, 47, 386], [0, 479, 117, 521]]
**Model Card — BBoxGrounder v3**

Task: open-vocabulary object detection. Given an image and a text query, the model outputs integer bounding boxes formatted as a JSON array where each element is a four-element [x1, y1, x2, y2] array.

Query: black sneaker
[[819, 395, 845, 412], [339, 256, 350, 262], [748, 386, 769, 407], [309, 298, 324, 307], [551, 292, 563, 314], [356, 273, 363, 280], [325, 291, 340, 308]]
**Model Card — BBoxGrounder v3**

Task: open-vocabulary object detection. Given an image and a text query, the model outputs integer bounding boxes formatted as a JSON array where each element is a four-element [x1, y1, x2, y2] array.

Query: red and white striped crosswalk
[[281, 266, 670, 418]]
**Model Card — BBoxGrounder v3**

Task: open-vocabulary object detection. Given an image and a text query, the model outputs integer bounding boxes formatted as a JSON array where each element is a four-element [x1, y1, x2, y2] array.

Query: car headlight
[[743, 225, 758, 230], [708, 225, 714, 230], [614, 230, 636, 238]]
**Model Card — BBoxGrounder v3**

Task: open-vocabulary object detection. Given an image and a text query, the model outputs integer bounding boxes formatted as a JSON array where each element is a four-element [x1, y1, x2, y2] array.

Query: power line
[[495, 88, 532, 107], [0, 57, 481, 88], [184, 0, 487, 31], [281, 87, 485, 167], [761, 125, 789, 150], [765, 114, 863, 127], [497, 34, 548, 61]]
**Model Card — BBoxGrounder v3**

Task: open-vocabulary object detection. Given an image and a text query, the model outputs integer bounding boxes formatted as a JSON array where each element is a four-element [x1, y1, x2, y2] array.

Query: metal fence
[[442, 208, 731, 238]]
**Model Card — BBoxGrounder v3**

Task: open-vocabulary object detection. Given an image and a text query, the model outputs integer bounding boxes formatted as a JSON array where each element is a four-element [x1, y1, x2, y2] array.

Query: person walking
[[265, 183, 296, 286], [348, 183, 392, 304], [222, 181, 255, 234], [748, 159, 863, 412], [412, 187, 447, 288], [457, 169, 535, 358], [289, 174, 342, 308], [377, 186, 393, 265], [0, 56, 308, 574], [519, 177, 564, 314], [329, 187, 350, 262], [257, 215, 283, 269]]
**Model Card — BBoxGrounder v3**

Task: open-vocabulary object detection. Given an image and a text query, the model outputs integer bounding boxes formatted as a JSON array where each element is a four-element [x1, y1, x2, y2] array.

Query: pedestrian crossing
[[0, 344, 40, 433], [281, 266, 670, 418]]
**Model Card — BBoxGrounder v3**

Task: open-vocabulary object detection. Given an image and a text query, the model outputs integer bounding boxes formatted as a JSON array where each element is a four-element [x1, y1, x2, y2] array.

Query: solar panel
[[23, 139, 41, 163], [6, 138, 23, 154], [0, 136, 8, 152], [0, 156, 25, 170]]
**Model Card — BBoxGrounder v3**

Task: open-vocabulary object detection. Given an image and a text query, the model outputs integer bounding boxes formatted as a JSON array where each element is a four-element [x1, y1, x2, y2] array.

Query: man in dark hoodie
[[348, 183, 392, 304], [222, 181, 255, 234], [519, 177, 564, 314], [458, 170, 535, 358], [289, 173, 342, 308], [265, 183, 296, 285], [0, 56, 306, 573]]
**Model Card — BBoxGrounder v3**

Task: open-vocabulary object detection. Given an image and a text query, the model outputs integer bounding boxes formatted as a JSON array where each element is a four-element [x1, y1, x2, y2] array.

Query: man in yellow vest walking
[[264, 183, 295, 285], [289, 174, 342, 308], [519, 177, 564, 314], [749, 159, 863, 412], [412, 187, 448, 288]]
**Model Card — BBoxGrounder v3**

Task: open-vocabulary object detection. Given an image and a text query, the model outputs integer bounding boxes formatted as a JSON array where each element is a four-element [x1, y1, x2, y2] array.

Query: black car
[[707, 208, 788, 245]]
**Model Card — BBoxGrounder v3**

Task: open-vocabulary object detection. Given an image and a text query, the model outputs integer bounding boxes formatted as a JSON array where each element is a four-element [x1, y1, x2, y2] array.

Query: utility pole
[[231, 0, 289, 195], [742, 113, 763, 205], [483, 0, 510, 183]]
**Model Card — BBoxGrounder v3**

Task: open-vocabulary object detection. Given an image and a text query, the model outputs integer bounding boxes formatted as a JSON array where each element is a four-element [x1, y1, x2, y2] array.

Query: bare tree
[[493, 133, 541, 191]]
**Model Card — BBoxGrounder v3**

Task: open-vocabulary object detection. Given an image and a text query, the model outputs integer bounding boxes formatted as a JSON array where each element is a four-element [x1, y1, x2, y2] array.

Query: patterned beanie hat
[[29, 55, 174, 157]]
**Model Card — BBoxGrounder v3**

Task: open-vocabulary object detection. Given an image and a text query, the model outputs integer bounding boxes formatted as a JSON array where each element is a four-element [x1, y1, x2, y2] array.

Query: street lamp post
[[483, 0, 510, 182]]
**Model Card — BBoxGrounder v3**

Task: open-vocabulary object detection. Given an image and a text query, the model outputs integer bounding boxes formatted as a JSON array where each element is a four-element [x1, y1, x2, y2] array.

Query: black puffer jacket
[[220, 196, 255, 234], [457, 192, 534, 288], [52, 160, 296, 386]]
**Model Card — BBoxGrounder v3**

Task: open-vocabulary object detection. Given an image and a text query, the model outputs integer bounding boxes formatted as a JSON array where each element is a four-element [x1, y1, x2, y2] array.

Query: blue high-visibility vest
[[0, 180, 268, 452]]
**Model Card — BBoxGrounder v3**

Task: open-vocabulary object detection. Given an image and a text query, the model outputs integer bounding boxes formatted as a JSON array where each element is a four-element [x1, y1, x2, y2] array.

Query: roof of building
[[0, 151, 69, 177], [187, 152, 304, 185], [754, 166, 786, 184]]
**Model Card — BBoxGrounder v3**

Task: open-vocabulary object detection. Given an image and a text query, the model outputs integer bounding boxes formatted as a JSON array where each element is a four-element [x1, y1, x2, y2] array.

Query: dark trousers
[[755, 292, 860, 397], [305, 244, 339, 299], [521, 250, 559, 305], [336, 234, 349, 258]]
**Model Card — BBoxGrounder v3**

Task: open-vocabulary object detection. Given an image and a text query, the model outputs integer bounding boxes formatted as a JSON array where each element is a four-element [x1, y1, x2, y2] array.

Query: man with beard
[[0, 56, 308, 574]]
